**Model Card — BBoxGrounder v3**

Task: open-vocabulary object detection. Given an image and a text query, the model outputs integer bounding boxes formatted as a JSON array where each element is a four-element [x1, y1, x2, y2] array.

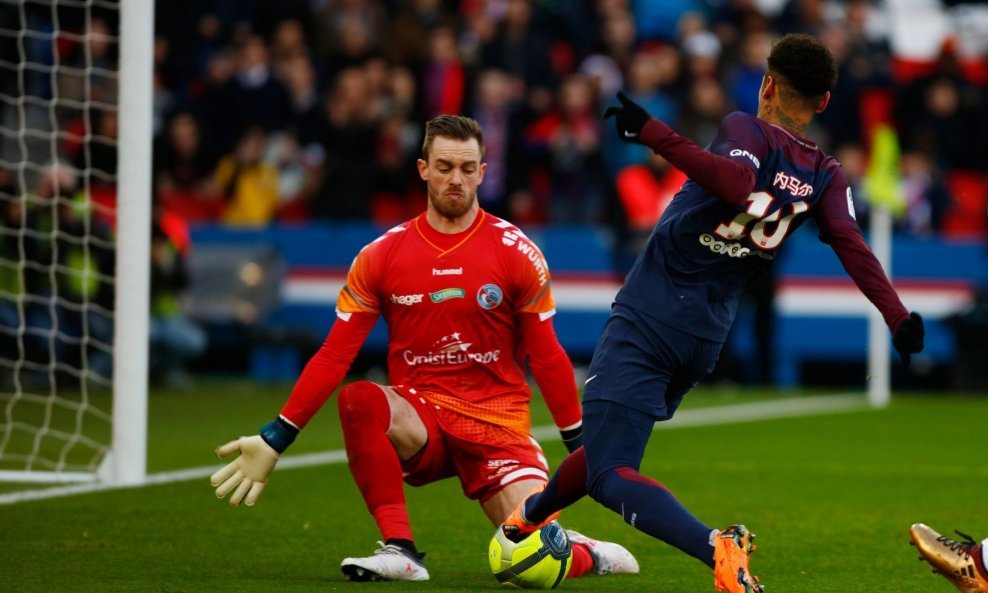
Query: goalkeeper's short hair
[[422, 115, 485, 160]]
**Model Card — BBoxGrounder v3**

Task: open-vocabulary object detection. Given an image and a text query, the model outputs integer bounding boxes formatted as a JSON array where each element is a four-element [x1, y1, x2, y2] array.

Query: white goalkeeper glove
[[210, 416, 298, 507], [211, 435, 279, 507]]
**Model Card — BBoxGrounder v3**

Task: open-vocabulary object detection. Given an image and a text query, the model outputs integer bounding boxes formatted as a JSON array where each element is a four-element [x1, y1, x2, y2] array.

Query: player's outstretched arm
[[814, 185, 925, 366], [209, 311, 377, 506], [603, 91, 756, 205]]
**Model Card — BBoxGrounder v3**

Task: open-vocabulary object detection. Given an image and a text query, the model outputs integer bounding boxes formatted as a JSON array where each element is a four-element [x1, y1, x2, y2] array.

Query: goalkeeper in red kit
[[210, 115, 639, 582]]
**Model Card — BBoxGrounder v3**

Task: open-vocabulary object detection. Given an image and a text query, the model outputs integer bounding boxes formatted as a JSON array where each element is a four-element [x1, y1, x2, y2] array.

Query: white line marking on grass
[[660, 393, 866, 428], [530, 393, 866, 440], [0, 394, 867, 506]]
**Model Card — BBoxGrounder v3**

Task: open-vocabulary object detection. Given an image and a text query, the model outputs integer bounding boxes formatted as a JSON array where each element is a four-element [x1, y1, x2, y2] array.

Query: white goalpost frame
[[867, 206, 893, 408], [109, 0, 152, 484], [0, 0, 152, 485]]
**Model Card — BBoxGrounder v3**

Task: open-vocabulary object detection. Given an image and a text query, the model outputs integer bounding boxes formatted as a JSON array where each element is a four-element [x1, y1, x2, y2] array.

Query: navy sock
[[591, 466, 715, 567], [525, 447, 589, 522]]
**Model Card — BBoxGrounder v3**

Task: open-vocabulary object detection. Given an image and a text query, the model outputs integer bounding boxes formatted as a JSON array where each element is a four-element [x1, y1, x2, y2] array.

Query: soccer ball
[[488, 521, 573, 589]]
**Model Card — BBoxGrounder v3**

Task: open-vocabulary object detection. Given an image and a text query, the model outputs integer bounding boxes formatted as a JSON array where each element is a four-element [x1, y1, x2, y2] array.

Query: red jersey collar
[[415, 209, 487, 255]]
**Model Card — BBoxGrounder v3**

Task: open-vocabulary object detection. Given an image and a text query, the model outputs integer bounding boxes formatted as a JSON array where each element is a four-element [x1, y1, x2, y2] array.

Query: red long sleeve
[[279, 311, 378, 428], [638, 118, 756, 206], [517, 312, 582, 430], [818, 219, 910, 332], [813, 174, 910, 334]]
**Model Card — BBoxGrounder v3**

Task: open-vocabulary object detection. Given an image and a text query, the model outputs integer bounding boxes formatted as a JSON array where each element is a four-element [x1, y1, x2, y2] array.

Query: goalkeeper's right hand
[[210, 417, 298, 507], [211, 435, 278, 507]]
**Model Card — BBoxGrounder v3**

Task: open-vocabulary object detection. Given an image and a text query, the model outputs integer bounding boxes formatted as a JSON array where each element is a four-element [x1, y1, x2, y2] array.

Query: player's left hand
[[603, 91, 651, 143], [892, 311, 924, 367]]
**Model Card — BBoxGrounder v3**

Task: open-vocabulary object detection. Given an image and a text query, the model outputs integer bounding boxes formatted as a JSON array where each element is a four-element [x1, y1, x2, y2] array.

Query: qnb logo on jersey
[[432, 267, 463, 276], [699, 233, 775, 260], [402, 332, 502, 366], [729, 149, 761, 168], [391, 293, 424, 306], [477, 283, 504, 309], [773, 171, 814, 197]]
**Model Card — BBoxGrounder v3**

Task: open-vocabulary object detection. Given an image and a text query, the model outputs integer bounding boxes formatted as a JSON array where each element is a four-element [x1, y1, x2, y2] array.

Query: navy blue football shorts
[[581, 303, 723, 420]]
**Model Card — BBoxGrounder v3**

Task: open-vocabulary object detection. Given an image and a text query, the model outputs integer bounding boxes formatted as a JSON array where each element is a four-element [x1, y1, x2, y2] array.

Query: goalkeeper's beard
[[429, 187, 476, 219]]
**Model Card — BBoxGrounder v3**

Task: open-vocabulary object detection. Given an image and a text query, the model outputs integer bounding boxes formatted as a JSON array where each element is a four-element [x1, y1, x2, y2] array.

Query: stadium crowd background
[[9, 0, 987, 237], [147, 0, 986, 236], [2, 0, 987, 387]]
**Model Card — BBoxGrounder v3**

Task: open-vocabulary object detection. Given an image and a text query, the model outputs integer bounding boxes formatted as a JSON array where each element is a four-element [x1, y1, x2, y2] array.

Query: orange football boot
[[500, 484, 562, 543], [714, 524, 764, 593]]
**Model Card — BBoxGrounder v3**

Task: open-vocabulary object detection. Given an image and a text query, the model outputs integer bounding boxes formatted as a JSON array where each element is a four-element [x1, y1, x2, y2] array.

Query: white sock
[[981, 538, 988, 572], [709, 529, 720, 546]]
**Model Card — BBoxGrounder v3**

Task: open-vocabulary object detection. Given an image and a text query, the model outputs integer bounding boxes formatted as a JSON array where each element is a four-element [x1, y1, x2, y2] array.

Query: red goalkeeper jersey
[[282, 209, 576, 437]]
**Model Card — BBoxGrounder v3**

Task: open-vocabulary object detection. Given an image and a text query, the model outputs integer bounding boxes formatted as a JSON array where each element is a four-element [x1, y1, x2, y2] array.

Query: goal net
[[0, 0, 150, 484]]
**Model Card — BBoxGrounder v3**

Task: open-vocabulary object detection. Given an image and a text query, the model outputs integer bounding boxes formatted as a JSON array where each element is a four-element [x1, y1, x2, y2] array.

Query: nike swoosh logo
[[623, 131, 638, 138], [585, 374, 598, 385]]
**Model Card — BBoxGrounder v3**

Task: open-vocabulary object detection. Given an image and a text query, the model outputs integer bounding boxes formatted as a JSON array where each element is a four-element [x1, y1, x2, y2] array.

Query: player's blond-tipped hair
[[422, 115, 485, 160], [766, 33, 838, 111]]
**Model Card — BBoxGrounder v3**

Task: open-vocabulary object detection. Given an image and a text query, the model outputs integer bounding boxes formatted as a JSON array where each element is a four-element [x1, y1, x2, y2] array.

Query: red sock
[[554, 446, 588, 498], [976, 544, 988, 581], [567, 542, 595, 578], [338, 381, 412, 542]]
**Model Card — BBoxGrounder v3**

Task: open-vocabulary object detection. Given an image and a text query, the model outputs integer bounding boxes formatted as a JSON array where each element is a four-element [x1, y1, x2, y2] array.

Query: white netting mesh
[[0, 0, 120, 477]]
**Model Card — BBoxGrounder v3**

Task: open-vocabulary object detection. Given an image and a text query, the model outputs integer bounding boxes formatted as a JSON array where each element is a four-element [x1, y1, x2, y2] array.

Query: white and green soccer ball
[[489, 521, 573, 589]]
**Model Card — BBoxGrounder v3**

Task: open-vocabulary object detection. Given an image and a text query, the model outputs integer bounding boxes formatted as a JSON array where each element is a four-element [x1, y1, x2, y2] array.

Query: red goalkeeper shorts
[[392, 385, 549, 503]]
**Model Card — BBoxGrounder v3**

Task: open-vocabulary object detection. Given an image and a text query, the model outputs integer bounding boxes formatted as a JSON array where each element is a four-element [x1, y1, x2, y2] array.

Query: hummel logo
[[432, 267, 462, 276], [623, 131, 638, 138]]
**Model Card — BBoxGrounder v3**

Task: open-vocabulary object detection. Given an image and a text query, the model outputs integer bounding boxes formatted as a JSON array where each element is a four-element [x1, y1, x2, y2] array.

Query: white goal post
[[0, 0, 152, 484], [867, 206, 893, 409], [111, 0, 152, 484]]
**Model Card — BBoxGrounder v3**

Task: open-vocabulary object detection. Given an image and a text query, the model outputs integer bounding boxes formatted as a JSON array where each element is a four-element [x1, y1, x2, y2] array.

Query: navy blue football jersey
[[615, 111, 857, 342]]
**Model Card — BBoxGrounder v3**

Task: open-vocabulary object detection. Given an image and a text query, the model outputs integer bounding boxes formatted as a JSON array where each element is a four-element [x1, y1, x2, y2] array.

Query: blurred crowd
[[5, 0, 987, 238], [148, 0, 987, 238], [1, 0, 986, 387]]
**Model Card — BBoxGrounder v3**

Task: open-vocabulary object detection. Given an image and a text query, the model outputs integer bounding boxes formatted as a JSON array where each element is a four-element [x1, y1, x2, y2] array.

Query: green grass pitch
[[1, 381, 986, 593]]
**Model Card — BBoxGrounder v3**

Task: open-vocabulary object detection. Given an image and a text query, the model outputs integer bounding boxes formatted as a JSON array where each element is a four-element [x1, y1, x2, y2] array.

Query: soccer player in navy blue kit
[[501, 34, 926, 593]]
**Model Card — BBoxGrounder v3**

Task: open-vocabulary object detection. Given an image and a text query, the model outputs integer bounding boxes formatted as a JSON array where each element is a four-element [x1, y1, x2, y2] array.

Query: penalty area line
[[0, 394, 867, 506]]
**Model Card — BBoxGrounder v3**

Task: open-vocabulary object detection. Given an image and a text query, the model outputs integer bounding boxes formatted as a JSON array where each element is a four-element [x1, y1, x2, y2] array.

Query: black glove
[[602, 91, 651, 143], [559, 425, 583, 453], [892, 311, 924, 367]]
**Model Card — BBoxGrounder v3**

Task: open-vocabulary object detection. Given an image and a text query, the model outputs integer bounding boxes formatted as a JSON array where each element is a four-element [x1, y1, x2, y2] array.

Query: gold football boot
[[910, 523, 988, 593]]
